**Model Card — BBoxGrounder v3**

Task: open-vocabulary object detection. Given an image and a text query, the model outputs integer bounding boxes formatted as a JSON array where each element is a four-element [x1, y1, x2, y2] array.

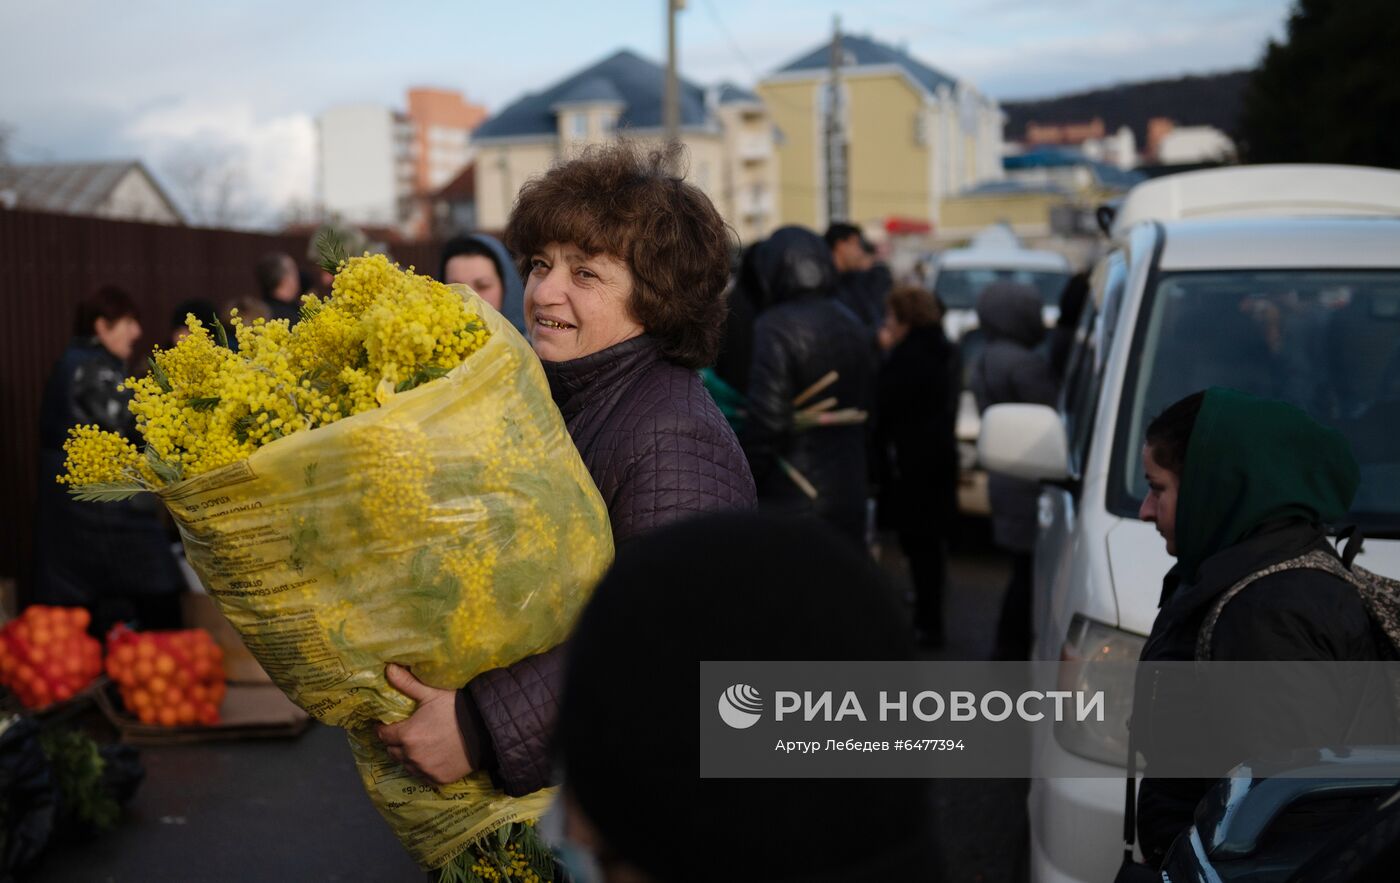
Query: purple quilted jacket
[[457, 336, 756, 795]]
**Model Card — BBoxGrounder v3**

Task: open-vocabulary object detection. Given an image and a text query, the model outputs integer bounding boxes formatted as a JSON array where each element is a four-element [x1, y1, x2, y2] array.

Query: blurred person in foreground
[[376, 143, 756, 795], [552, 511, 940, 881], [438, 233, 527, 333], [1129, 388, 1396, 868], [971, 281, 1058, 659], [742, 226, 875, 544], [874, 286, 959, 648], [35, 286, 182, 635], [256, 251, 302, 324]]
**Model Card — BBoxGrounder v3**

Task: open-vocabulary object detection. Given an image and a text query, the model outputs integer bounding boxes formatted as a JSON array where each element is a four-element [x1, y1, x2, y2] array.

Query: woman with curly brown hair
[[377, 143, 757, 794]]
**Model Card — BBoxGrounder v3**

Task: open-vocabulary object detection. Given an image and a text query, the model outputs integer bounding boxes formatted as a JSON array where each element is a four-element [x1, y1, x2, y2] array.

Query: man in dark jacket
[[1132, 388, 1395, 866], [825, 222, 889, 333], [743, 226, 875, 543], [970, 282, 1057, 658]]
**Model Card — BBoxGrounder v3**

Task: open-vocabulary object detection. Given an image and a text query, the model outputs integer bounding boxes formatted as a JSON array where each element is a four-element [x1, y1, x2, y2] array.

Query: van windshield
[[935, 268, 1070, 311], [1112, 270, 1400, 533]]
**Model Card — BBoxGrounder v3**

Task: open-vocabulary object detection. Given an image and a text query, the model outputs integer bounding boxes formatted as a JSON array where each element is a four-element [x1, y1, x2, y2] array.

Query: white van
[[929, 226, 1073, 514], [978, 165, 1400, 883]]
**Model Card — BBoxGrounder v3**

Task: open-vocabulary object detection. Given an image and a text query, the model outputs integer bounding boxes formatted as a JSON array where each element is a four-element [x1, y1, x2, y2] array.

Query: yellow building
[[757, 34, 1003, 237], [472, 50, 779, 247]]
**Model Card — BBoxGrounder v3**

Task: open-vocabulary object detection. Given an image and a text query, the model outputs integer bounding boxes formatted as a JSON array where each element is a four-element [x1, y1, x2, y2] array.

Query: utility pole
[[664, 0, 684, 146], [825, 15, 849, 225]]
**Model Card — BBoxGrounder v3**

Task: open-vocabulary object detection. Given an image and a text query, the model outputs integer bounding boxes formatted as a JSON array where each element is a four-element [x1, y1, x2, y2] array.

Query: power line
[[697, 0, 814, 115], [699, 0, 765, 83]]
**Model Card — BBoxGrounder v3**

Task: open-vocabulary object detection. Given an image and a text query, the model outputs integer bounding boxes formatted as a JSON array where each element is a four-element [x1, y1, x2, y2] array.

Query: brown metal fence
[[0, 208, 442, 599]]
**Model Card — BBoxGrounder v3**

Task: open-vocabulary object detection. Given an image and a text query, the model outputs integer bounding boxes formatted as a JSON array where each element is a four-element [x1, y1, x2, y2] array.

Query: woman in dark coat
[[741, 226, 875, 543], [35, 286, 182, 634], [874, 286, 959, 646], [376, 143, 757, 794]]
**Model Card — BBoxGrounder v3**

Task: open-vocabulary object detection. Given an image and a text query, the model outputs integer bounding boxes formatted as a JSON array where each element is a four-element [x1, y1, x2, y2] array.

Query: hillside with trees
[[1241, 0, 1400, 165], [1001, 71, 1251, 145]]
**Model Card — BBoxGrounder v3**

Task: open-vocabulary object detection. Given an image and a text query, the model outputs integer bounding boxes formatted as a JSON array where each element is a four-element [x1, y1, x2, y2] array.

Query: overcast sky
[[0, 0, 1290, 226]]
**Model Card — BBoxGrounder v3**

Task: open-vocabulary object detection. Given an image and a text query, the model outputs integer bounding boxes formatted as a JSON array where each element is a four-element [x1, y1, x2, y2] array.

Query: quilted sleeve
[[462, 645, 565, 797], [606, 410, 758, 544]]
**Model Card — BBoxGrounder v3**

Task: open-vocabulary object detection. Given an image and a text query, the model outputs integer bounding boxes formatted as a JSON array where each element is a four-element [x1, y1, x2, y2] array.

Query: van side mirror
[[978, 404, 1070, 483]]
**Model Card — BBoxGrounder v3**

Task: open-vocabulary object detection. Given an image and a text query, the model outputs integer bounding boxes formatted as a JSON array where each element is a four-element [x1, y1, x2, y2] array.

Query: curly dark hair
[[73, 285, 139, 336], [504, 142, 733, 368]]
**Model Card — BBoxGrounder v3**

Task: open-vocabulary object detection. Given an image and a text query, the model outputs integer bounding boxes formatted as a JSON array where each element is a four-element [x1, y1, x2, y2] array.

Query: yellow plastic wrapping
[[157, 292, 614, 869]]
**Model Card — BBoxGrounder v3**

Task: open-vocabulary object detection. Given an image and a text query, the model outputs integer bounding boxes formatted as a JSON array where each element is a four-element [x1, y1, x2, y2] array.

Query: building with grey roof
[[0, 161, 184, 224], [758, 33, 1004, 237], [473, 49, 780, 245]]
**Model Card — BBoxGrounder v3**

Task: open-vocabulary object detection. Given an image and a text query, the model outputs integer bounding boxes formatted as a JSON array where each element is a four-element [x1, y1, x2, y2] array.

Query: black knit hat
[[557, 512, 936, 882]]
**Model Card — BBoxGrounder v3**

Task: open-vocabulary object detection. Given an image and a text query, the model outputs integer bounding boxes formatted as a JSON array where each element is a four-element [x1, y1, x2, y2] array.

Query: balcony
[[737, 191, 775, 219], [736, 134, 772, 163]]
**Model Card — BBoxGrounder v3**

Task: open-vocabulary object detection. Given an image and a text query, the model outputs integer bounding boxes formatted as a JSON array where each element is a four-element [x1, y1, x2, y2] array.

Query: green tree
[[1241, 0, 1400, 166]]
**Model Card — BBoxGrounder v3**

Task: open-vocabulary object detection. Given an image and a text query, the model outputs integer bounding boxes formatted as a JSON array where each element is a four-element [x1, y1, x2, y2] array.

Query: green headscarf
[[1175, 387, 1360, 583]]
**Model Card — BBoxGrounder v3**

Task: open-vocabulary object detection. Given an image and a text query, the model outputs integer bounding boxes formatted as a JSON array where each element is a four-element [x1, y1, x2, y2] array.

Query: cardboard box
[[96, 681, 310, 745]]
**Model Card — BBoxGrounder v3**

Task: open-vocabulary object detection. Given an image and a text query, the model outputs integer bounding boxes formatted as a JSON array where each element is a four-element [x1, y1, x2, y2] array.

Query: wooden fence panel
[[0, 209, 448, 601]]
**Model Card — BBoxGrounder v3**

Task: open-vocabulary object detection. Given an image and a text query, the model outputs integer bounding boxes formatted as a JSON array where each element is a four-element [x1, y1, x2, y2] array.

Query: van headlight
[[1054, 615, 1144, 767]]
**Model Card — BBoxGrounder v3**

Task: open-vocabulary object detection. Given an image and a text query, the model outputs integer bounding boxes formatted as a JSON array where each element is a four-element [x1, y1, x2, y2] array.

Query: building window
[[568, 112, 588, 139], [600, 114, 616, 136]]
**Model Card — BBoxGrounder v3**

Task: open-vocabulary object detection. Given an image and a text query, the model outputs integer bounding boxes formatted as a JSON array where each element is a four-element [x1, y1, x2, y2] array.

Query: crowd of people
[[29, 142, 1398, 879]]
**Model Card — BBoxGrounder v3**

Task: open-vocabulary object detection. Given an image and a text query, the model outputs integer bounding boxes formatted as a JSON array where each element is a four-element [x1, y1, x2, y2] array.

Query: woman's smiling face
[[524, 242, 643, 362]]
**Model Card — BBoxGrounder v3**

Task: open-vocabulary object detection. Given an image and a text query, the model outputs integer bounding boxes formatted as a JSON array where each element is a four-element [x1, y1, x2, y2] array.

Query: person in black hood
[[874, 285, 958, 646], [742, 226, 875, 543], [1130, 388, 1396, 867], [438, 233, 527, 334], [970, 281, 1057, 659], [35, 287, 182, 634], [554, 511, 940, 882]]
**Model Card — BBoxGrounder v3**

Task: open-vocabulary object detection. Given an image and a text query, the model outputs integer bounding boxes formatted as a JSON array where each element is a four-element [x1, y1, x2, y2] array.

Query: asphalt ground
[[30, 519, 1025, 882], [881, 521, 1030, 883]]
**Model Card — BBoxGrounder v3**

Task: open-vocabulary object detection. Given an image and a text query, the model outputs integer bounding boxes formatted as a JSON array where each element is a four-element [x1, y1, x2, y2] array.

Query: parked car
[[1161, 748, 1400, 883], [977, 164, 1400, 883], [928, 224, 1073, 515]]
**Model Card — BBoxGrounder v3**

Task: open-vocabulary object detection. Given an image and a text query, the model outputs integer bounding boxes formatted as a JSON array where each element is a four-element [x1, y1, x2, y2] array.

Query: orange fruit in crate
[[0, 606, 104, 709], [104, 625, 227, 727]]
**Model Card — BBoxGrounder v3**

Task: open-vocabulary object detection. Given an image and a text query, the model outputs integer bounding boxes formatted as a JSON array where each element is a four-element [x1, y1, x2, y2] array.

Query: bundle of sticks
[[776, 370, 867, 501], [791, 370, 868, 431]]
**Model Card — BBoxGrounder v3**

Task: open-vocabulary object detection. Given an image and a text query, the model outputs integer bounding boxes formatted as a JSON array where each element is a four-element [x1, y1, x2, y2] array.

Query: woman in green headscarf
[[1130, 387, 1392, 867]]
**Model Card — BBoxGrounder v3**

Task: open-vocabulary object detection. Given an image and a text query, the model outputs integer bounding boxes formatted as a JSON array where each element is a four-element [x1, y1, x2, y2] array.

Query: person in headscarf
[[1131, 388, 1395, 867], [439, 233, 527, 334]]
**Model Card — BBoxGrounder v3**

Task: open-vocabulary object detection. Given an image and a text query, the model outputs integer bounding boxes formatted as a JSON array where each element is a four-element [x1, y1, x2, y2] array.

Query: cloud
[[119, 101, 315, 228]]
